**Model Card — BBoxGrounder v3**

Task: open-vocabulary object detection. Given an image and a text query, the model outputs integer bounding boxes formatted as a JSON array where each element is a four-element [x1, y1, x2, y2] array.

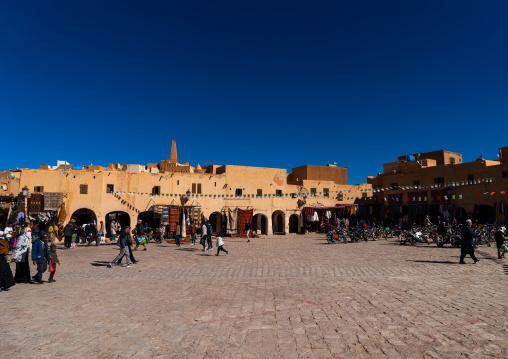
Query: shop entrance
[[105, 211, 131, 236], [252, 214, 268, 235], [272, 210, 285, 235], [71, 208, 97, 227]]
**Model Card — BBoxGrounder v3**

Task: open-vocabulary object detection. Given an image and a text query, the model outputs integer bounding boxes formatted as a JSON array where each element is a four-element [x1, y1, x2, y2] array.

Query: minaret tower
[[170, 140, 178, 164]]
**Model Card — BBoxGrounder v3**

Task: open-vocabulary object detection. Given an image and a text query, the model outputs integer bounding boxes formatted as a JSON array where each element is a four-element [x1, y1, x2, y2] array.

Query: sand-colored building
[[366, 147, 508, 224], [0, 141, 371, 236]]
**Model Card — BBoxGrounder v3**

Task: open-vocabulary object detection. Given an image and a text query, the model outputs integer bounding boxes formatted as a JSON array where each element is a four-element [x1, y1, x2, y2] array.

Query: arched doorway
[[105, 211, 131, 236], [477, 205, 495, 224], [272, 210, 285, 235], [71, 208, 97, 227], [289, 214, 299, 233], [455, 207, 467, 223], [138, 211, 159, 232], [252, 214, 268, 235], [209, 212, 222, 235]]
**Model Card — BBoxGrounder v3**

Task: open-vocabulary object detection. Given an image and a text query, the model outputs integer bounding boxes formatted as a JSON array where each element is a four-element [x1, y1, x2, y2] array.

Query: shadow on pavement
[[407, 260, 457, 264], [90, 261, 113, 267]]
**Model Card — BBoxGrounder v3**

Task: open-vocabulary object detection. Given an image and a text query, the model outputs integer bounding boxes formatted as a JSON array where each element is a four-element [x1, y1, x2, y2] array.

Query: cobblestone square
[[2, 235, 507, 359]]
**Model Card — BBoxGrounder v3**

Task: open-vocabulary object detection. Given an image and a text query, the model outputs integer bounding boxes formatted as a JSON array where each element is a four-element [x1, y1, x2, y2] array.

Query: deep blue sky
[[1, 1, 507, 184]]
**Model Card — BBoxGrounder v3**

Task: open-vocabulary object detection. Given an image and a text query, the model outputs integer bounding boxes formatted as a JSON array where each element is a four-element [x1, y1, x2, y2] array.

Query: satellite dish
[[8, 173, 15, 179]]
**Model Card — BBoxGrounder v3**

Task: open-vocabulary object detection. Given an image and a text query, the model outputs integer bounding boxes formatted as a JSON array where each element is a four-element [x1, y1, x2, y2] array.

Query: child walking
[[71, 233, 77, 249], [48, 244, 60, 282], [216, 236, 228, 256]]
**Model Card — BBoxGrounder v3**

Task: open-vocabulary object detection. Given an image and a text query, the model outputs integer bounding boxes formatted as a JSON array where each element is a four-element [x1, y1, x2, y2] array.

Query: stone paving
[[1, 234, 508, 359]]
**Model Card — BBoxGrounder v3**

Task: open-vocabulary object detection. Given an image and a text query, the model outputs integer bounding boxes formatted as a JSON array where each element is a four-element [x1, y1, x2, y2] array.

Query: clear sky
[[1, 1, 507, 184]]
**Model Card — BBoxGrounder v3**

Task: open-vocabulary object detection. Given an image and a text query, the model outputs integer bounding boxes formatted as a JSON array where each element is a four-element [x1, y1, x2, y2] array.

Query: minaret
[[170, 140, 178, 164]]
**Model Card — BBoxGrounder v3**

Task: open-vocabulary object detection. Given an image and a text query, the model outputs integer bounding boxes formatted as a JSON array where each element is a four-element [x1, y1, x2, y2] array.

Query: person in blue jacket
[[206, 220, 213, 250], [32, 230, 50, 283]]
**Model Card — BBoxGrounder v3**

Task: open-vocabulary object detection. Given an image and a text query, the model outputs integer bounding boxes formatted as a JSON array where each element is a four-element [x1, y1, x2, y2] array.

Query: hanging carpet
[[238, 209, 253, 238], [169, 207, 180, 232], [227, 208, 238, 234]]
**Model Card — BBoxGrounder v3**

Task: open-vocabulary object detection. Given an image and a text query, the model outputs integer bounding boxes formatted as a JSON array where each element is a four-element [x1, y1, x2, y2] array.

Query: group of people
[[0, 222, 61, 291]]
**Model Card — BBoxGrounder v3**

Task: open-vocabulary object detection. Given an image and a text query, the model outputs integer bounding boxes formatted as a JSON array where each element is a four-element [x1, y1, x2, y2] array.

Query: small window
[[390, 183, 399, 190], [80, 184, 88, 194], [192, 183, 196, 194], [323, 188, 329, 198], [413, 180, 420, 186], [177, 180, 179, 185], [34, 186, 44, 192], [434, 177, 445, 185], [337, 193, 343, 201], [235, 188, 243, 196], [152, 186, 160, 195], [197, 183, 202, 194], [215, 182, 216, 187], [275, 190, 282, 196], [257, 189, 262, 196], [450, 157, 456, 164], [362, 192, 367, 198], [467, 174, 474, 182], [311, 188, 316, 195], [106, 184, 114, 193]]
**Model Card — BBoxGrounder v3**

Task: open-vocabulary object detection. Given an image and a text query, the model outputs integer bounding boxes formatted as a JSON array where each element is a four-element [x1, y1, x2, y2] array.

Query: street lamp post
[[21, 186, 29, 225]]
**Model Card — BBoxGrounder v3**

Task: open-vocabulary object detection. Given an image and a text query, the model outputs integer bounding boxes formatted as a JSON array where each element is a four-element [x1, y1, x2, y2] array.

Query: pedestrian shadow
[[196, 253, 213, 256], [406, 260, 457, 264], [90, 261, 112, 267]]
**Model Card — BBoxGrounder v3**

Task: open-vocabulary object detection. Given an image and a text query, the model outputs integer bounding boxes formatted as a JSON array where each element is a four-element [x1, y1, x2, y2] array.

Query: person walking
[[115, 221, 122, 237], [110, 226, 134, 268], [135, 220, 147, 250], [117, 230, 138, 265], [4, 222, 14, 253], [215, 236, 228, 256], [110, 220, 117, 242], [460, 219, 480, 264], [0, 230, 15, 291], [48, 243, 60, 283], [245, 221, 252, 242], [189, 221, 197, 245], [13, 227, 33, 284], [32, 230, 50, 284], [175, 223, 181, 247], [206, 220, 213, 251], [63, 222, 74, 249], [495, 225, 506, 259], [201, 222, 208, 251], [85, 222, 94, 246]]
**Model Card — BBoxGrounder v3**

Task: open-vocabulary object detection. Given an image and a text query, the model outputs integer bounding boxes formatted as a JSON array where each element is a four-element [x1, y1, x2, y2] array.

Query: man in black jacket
[[460, 219, 480, 264]]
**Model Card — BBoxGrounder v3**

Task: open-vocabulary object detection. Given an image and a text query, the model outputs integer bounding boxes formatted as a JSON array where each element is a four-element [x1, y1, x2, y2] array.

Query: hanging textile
[[227, 208, 238, 234], [302, 207, 316, 216], [58, 203, 67, 224], [181, 210, 187, 238], [190, 207, 202, 225], [238, 209, 253, 237], [169, 207, 179, 232]]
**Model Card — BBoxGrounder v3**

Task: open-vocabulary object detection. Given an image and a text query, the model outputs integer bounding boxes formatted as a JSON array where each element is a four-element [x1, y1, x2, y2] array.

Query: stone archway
[[71, 208, 97, 227], [209, 212, 222, 235], [105, 211, 131, 236], [252, 214, 268, 235], [272, 210, 285, 235], [289, 214, 299, 233]]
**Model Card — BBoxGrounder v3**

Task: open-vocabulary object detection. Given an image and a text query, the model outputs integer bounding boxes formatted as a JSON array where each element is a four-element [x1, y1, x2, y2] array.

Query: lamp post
[[21, 186, 29, 225]]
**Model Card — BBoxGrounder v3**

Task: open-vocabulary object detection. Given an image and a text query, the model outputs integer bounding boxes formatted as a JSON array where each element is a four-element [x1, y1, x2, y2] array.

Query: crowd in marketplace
[[1, 201, 507, 293]]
